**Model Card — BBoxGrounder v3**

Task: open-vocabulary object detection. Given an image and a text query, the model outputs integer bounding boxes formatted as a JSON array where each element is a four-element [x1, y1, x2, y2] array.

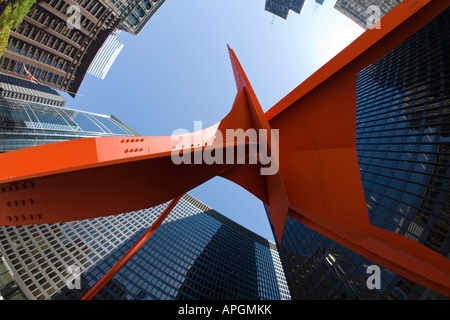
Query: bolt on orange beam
[[81, 196, 182, 300]]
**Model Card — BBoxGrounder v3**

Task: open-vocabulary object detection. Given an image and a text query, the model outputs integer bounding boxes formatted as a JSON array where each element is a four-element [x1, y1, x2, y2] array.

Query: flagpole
[[22, 63, 85, 98]]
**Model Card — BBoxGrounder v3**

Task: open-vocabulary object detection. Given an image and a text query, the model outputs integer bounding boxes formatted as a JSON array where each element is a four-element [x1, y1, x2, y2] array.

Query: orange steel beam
[[0, 0, 449, 296], [81, 196, 182, 300], [0, 88, 267, 225]]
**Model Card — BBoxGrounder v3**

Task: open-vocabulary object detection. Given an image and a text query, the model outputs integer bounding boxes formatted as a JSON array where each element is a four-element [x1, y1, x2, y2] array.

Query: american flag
[[22, 65, 39, 84]]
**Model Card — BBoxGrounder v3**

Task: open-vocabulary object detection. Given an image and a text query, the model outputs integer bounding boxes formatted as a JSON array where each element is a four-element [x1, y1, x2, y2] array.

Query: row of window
[[1, 59, 65, 88], [43, 0, 104, 33], [124, 0, 160, 27], [357, 92, 448, 119], [28, 6, 85, 48], [7, 38, 70, 73], [73, 0, 107, 19], [15, 20, 79, 59], [357, 83, 448, 117], [0, 224, 88, 300], [279, 217, 391, 299], [74, 0, 108, 17], [0, 90, 63, 107]]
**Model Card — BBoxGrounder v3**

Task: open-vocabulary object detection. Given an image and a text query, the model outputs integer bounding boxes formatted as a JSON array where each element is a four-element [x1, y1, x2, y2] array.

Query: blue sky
[[61, 0, 364, 242]]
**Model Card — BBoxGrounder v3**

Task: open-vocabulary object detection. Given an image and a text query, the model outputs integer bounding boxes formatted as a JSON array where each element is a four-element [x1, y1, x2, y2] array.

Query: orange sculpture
[[0, 0, 448, 297]]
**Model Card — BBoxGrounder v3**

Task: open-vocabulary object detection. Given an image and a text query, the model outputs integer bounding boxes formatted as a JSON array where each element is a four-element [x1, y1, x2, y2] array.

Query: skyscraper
[[0, 0, 124, 97], [102, 0, 167, 35], [275, 7, 449, 300], [265, 0, 308, 20], [87, 29, 124, 80], [0, 73, 136, 153], [334, 0, 403, 29], [0, 73, 66, 107]]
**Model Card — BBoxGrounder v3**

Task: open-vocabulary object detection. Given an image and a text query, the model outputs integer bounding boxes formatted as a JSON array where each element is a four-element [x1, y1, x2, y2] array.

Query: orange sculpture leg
[[81, 196, 182, 300], [0, 0, 448, 297]]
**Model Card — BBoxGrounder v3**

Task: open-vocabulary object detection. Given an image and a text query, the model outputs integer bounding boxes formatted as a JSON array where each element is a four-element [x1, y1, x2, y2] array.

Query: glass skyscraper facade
[[87, 30, 124, 80], [276, 8, 449, 300], [0, 96, 135, 153], [103, 0, 166, 35], [0, 194, 290, 300]]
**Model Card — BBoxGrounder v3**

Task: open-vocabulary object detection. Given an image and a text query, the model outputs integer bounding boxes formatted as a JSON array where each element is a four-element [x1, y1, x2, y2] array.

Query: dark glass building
[[0, 194, 290, 300], [275, 8, 449, 300], [265, 0, 307, 20]]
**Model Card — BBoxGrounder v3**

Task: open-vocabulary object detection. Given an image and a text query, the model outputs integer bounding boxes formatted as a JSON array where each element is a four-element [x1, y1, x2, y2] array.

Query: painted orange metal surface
[[0, 0, 449, 297]]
